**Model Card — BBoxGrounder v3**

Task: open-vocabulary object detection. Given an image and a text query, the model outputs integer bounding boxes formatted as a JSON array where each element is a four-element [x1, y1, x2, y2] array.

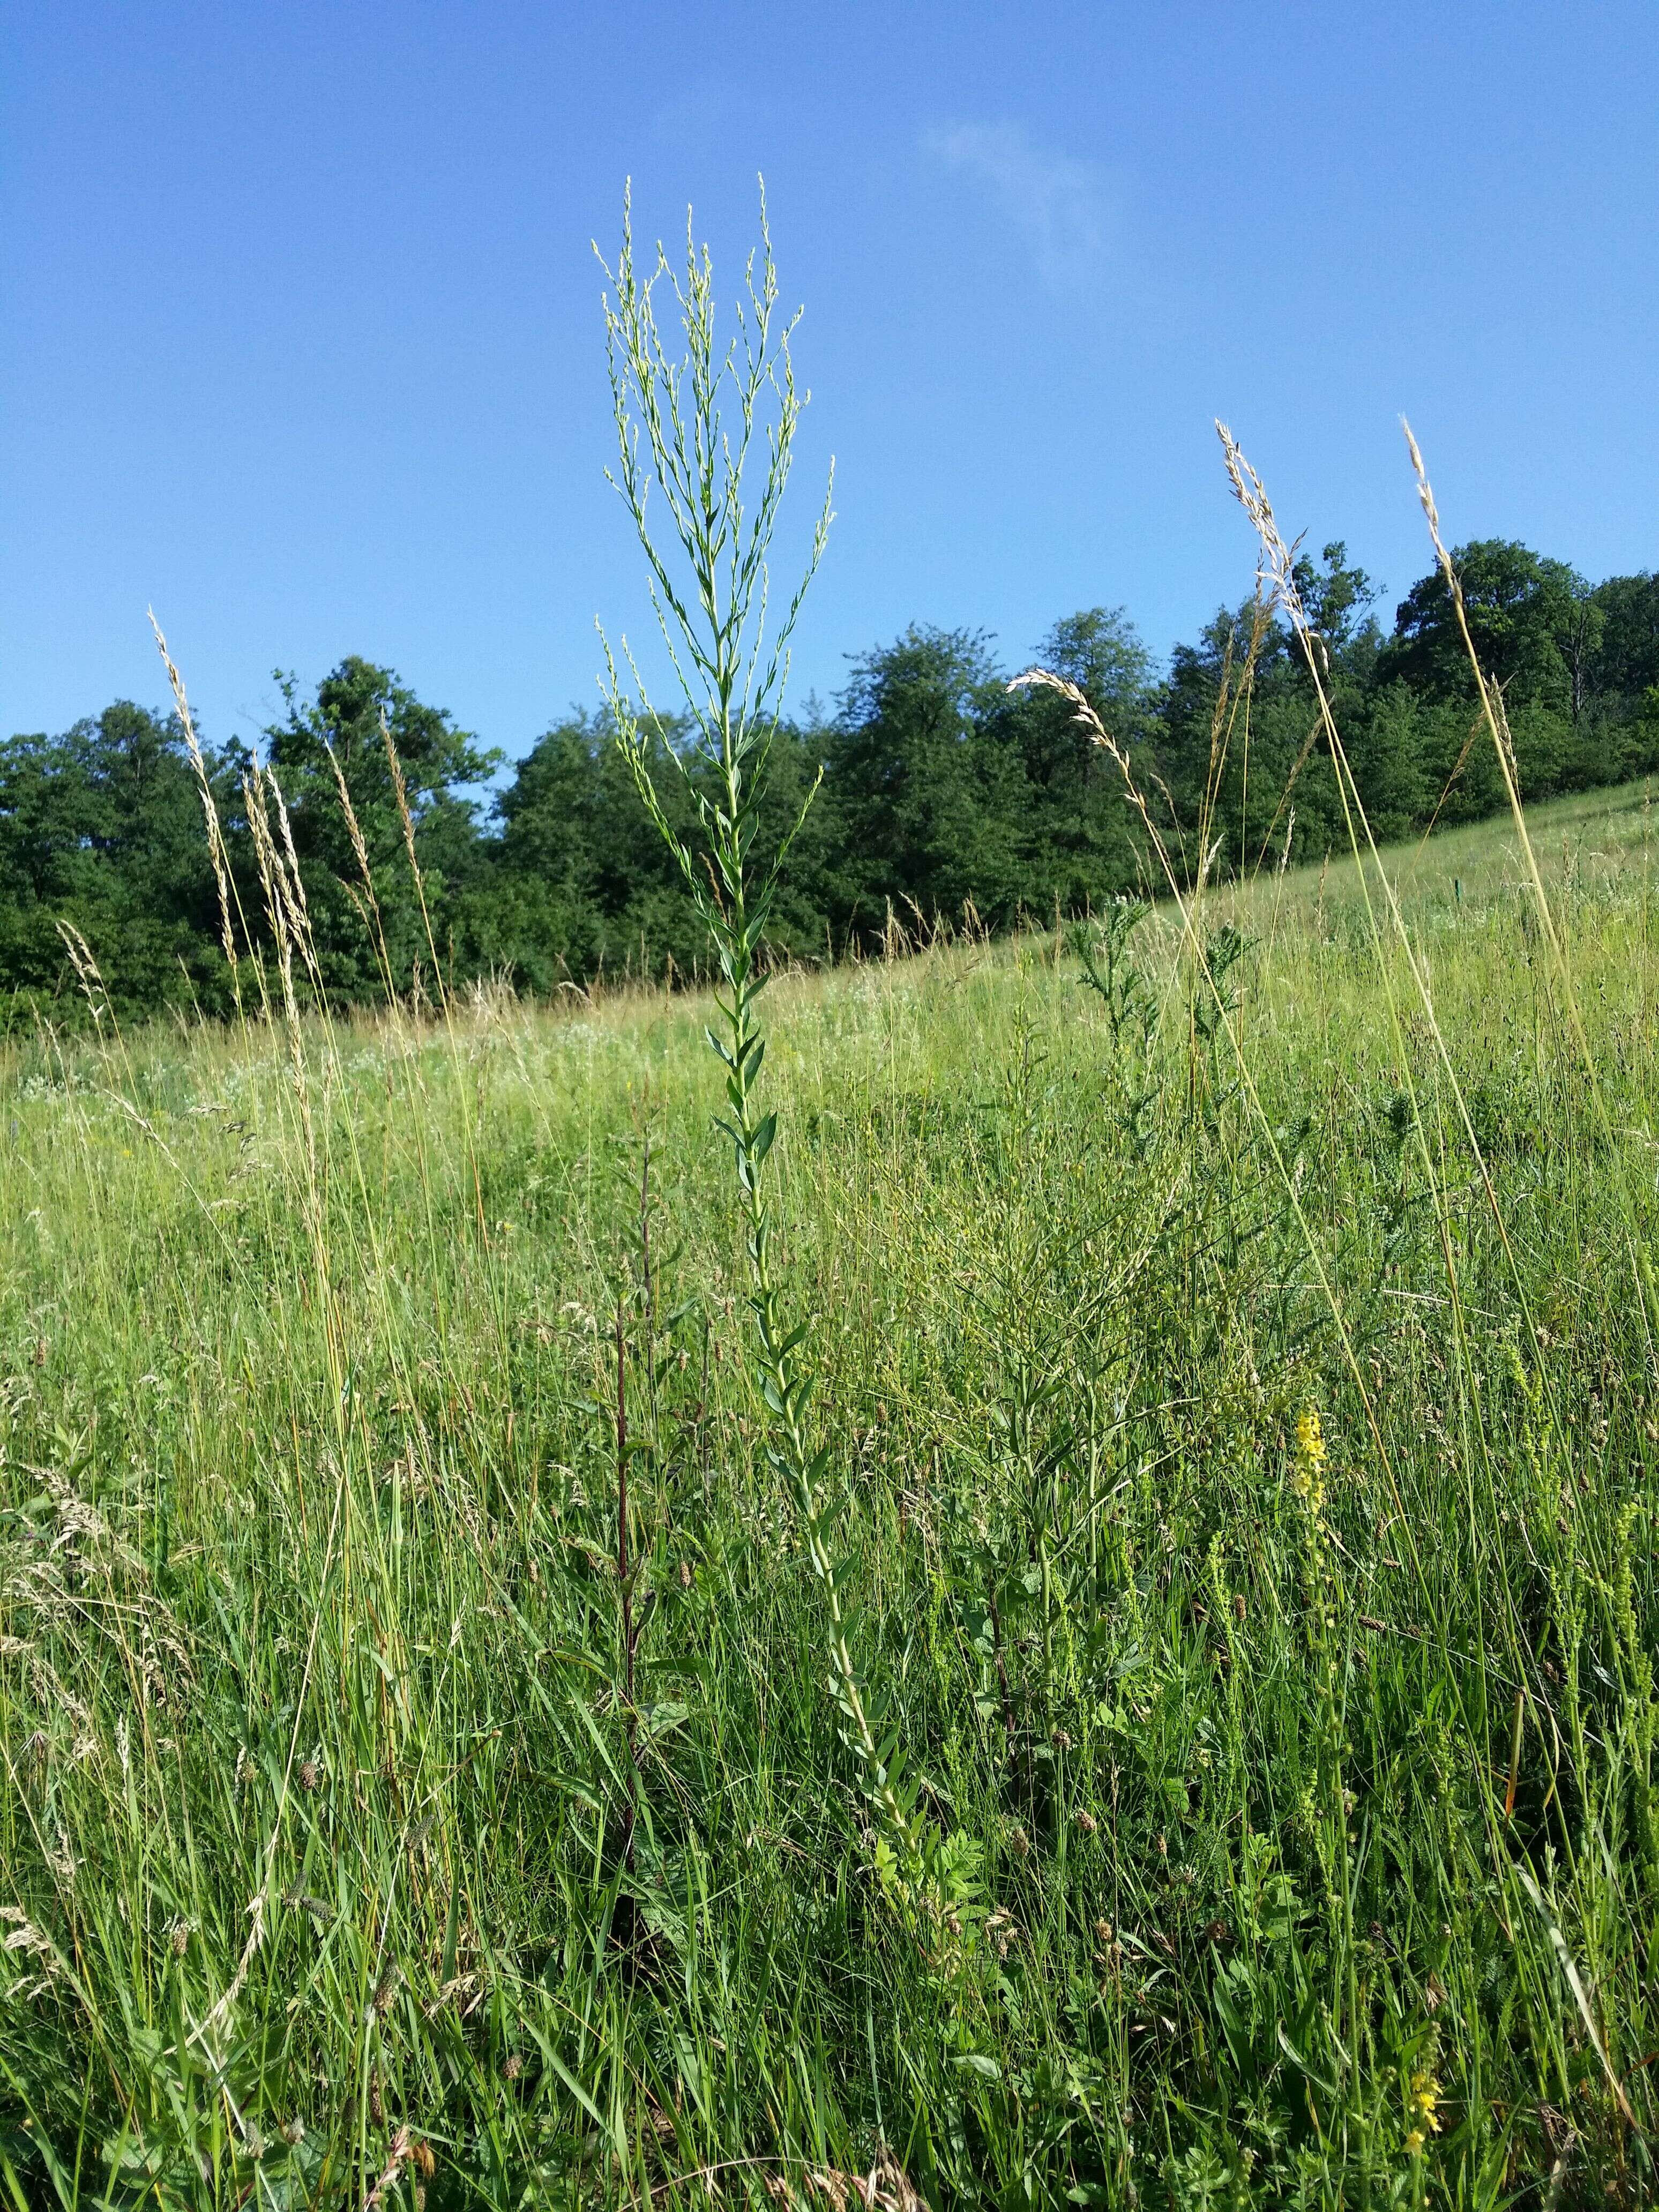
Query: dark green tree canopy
[[0, 701, 230, 1015], [823, 626, 1028, 932], [1589, 571, 1659, 713], [9, 534, 1659, 1023], [263, 656, 500, 1001], [1292, 541, 1382, 674], [1377, 539, 1593, 714]]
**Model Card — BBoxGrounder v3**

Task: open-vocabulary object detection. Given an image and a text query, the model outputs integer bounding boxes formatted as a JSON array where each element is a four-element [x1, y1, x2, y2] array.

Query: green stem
[[720, 871, 922, 1878]]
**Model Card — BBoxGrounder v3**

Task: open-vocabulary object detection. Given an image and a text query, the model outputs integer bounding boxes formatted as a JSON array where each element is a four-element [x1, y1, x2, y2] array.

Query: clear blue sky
[[4, 2, 1656, 767]]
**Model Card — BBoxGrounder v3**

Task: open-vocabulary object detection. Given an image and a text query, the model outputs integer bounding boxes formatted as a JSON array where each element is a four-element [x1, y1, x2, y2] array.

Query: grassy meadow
[[3, 776, 1659, 2207]]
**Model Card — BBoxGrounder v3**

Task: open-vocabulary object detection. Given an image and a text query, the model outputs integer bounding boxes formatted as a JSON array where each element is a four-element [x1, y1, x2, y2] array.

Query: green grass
[[4, 779, 1659, 2208]]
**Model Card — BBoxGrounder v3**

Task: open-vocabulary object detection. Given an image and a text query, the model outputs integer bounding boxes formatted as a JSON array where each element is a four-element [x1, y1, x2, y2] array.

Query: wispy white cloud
[[922, 121, 1116, 290]]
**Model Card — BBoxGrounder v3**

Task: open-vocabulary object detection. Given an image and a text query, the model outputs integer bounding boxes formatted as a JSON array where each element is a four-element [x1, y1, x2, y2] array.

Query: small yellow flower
[[1408, 2068, 1441, 2134], [1291, 1403, 1327, 1512], [1404, 2127, 1424, 2156], [1295, 1403, 1325, 1472]]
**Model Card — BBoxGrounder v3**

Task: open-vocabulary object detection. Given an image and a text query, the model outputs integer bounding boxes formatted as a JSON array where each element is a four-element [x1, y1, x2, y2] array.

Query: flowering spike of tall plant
[[594, 184, 927, 1890]]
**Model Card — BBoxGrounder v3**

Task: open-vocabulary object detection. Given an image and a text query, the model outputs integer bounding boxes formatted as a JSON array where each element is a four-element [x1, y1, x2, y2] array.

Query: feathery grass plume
[[595, 182, 933, 1898], [243, 771, 303, 1033], [1213, 426, 1622, 1675], [1402, 420, 1657, 1340], [323, 735, 399, 1010], [379, 707, 438, 985], [242, 760, 327, 1252], [148, 612, 246, 1016], [1212, 427, 1553, 1416], [264, 768, 323, 998], [54, 922, 117, 1050]]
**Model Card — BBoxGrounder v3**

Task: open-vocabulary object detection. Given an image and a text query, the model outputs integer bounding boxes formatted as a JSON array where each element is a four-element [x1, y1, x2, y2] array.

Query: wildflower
[[503, 2052, 524, 2082], [1295, 1402, 1326, 1472], [1292, 1403, 1327, 1513], [298, 1759, 320, 1792], [1409, 2068, 1441, 2135], [1075, 1810, 1098, 1834]]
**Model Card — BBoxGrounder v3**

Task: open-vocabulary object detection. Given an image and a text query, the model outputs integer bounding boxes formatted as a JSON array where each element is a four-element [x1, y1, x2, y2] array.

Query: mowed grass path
[[3, 782, 1659, 2207]]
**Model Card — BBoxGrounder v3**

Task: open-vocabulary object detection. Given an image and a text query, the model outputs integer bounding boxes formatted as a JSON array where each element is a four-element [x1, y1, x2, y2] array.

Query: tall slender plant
[[595, 186, 930, 1897]]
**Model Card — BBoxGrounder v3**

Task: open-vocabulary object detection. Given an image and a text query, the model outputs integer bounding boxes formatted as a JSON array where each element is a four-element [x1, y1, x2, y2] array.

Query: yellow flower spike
[[1409, 2069, 1441, 2133], [1295, 1403, 1326, 1474], [1291, 1403, 1328, 1512]]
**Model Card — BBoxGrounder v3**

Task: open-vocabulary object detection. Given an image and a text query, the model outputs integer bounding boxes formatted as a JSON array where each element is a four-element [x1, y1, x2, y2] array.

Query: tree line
[[5, 539, 1658, 1020]]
